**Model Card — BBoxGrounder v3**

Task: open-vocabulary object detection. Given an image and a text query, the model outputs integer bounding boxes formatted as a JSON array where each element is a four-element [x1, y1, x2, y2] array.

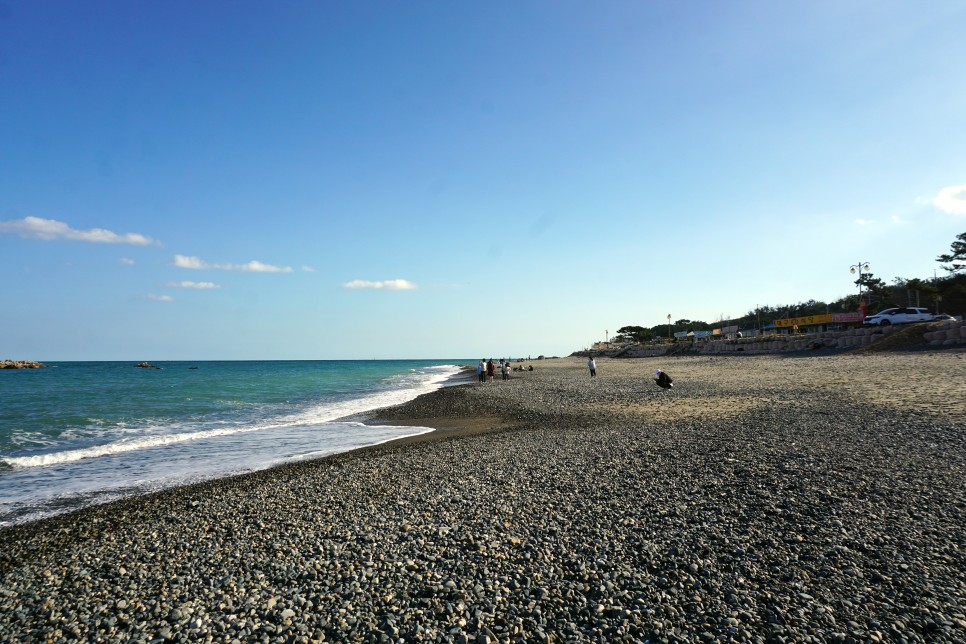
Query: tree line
[[614, 232, 966, 343]]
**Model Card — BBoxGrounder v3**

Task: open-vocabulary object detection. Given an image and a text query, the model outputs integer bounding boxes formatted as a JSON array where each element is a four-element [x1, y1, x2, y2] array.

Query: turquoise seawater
[[0, 360, 467, 526]]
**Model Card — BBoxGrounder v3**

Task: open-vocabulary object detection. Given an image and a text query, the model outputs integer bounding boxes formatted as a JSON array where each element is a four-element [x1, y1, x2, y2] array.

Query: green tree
[[937, 231, 966, 273], [891, 277, 937, 309], [616, 325, 651, 343], [855, 271, 887, 304], [936, 272, 966, 317]]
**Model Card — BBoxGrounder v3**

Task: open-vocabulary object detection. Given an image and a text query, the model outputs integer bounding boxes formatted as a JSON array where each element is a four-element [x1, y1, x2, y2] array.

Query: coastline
[[2, 352, 965, 641], [0, 360, 473, 526]]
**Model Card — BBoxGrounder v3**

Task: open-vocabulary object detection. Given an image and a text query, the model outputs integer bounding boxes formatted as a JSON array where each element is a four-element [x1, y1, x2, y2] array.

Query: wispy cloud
[[0, 216, 156, 245], [855, 215, 905, 227], [146, 294, 175, 302], [165, 281, 220, 289], [120, 258, 135, 265], [343, 279, 417, 290], [172, 254, 293, 273], [933, 183, 966, 215], [238, 260, 291, 273], [301, 266, 316, 273]]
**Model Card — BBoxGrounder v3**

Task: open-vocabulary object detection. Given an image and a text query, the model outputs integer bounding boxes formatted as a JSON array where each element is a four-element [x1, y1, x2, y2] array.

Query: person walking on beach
[[588, 356, 597, 378], [477, 359, 486, 384], [487, 358, 495, 383]]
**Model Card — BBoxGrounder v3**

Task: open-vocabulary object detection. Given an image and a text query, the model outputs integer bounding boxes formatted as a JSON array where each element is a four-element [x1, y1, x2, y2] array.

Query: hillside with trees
[[613, 232, 966, 343]]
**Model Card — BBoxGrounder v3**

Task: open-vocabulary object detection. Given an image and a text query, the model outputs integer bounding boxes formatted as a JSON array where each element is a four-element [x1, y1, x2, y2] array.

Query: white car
[[862, 307, 934, 326]]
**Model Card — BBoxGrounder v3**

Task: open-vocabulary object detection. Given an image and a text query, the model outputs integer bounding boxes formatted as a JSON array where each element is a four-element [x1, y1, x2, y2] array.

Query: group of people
[[477, 357, 513, 383], [476, 356, 672, 389]]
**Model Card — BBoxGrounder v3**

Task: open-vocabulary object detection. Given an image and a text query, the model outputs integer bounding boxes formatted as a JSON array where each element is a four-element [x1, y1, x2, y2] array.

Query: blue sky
[[2, 1, 965, 360]]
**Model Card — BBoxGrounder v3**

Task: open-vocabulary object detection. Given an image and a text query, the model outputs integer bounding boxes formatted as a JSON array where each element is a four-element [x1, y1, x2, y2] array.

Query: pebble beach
[[2, 350, 965, 643]]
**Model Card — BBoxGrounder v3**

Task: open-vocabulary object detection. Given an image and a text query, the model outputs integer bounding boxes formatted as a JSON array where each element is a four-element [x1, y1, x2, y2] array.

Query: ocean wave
[[1, 363, 461, 470]]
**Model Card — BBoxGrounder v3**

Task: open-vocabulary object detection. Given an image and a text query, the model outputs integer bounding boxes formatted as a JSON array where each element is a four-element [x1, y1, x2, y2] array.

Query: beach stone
[[1, 353, 965, 643]]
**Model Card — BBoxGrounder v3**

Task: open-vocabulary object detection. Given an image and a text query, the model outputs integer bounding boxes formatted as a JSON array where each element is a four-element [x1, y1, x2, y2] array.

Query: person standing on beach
[[477, 359, 486, 383], [588, 356, 597, 378], [502, 360, 510, 381], [487, 358, 495, 383]]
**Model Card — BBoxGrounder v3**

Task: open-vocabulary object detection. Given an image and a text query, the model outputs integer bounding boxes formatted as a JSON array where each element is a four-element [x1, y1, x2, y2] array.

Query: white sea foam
[[285, 423, 435, 462], [1, 364, 461, 470]]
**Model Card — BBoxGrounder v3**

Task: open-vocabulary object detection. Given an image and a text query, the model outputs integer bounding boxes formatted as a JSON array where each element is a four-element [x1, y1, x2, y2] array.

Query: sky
[[2, 1, 966, 360]]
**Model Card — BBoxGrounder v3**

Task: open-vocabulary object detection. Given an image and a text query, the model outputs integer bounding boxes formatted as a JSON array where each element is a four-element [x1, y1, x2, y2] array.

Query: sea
[[0, 360, 469, 527]]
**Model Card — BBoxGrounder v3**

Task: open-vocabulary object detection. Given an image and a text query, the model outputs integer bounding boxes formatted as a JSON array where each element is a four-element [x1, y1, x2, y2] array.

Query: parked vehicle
[[862, 307, 934, 326], [932, 313, 956, 321]]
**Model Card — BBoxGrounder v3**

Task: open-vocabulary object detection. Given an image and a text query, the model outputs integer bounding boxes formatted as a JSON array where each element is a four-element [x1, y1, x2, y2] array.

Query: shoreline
[[0, 363, 492, 533], [2, 352, 964, 641], [0, 361, 476, 528]]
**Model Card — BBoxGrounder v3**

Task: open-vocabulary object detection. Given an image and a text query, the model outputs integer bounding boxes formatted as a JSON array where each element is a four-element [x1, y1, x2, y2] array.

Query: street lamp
[[667, 314, 672, 340], [849, 261, 871, 304]]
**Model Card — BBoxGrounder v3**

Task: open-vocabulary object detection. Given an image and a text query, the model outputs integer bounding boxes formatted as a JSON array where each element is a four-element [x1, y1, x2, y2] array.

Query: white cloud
[[172, 254, 293, 273], [147, 294, 175, 302], [165, 281, 220, 289], [301, 266, 316, 273], [933, 184, 966, 215], [0, 216, 156, 245], [173, 255, 208, 269], [239, 260, 292, 273], [343, 279, 417, 290], [855, 218, 873, 226], [120, 258, 135, 265]]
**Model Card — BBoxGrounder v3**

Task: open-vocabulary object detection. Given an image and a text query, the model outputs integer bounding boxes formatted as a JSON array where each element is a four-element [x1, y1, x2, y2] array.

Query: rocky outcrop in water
[[0, 360, 45, 369]]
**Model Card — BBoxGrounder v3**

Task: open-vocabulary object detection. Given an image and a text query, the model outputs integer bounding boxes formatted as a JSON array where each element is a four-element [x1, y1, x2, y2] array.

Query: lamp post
[[667, 314, 672, 340], [849, 261, 871, 304]]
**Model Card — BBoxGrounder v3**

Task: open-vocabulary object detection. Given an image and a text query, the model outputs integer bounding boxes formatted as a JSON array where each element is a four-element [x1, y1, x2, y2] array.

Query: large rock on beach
[[1, 351, 964, 642]]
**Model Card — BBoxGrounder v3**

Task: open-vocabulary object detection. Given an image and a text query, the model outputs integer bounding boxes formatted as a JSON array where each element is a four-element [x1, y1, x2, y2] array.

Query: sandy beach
[[2, 350, 965, 642]]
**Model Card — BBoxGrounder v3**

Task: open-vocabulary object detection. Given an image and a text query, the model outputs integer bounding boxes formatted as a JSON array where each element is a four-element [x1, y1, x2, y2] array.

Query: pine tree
[[937, 231, 966, 272]]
